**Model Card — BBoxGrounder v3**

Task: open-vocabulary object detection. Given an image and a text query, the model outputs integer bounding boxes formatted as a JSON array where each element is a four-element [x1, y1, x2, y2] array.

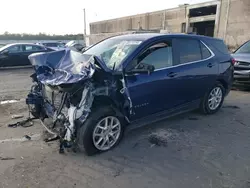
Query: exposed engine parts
[[25, 49, 132, 153]]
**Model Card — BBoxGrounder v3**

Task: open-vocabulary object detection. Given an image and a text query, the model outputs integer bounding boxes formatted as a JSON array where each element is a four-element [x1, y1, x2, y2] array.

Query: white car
[[65, 40, 85, 52], [36, 42, 66, 51]]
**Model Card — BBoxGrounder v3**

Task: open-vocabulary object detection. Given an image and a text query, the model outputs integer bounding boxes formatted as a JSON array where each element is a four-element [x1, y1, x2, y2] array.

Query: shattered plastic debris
[[0, 100, 19, 105], [8, 118, 35, 128], [0, 134, 41, 143], [24, 135, 31, 140], [11, 114, 24, 119], [0, 157, 15, 160]]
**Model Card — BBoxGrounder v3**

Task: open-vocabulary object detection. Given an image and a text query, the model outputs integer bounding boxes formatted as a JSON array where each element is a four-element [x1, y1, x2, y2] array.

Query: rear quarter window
[[200, 42, 211, 59], [209, 39, 229, 54]]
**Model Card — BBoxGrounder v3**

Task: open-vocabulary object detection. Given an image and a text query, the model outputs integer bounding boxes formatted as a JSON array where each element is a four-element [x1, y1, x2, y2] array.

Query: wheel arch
[[92, 95, 127, 122], [216, 79, 228, 91], [92, 95, 118, 109]]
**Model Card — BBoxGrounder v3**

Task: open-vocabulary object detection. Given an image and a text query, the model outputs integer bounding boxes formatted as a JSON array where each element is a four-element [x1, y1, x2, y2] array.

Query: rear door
[[171, 37, 218, 105]]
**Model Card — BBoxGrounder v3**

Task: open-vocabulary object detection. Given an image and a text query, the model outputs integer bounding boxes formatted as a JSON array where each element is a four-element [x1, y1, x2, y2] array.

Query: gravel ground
[[0, 68, 250, 188]]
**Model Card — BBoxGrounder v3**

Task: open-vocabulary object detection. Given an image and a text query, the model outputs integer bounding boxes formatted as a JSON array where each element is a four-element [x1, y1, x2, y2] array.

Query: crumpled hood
[[231, 53, 250, 63], [28, 49, 96, 86]]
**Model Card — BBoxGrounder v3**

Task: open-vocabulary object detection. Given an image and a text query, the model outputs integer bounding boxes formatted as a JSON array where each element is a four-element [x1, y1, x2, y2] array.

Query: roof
[[108, 33, 222, 41], [5, 43, 43, 46], [109, 33, 165, 41], [38, 41, 64, 44], [0, 43, 45, 51]]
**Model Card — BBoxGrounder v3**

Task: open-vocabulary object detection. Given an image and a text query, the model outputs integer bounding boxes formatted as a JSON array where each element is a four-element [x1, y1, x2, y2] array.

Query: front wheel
[[77, 106, 125, 156], [200, 82, 225, 114]]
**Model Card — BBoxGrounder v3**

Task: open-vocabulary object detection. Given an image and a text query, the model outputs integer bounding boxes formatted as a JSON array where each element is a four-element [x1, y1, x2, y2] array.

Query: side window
[[137, 42, 173, 70], [7, 45, 22, 53], [34, 46, 44, 51], [200, 42, 211, 59], [24, 45, 43, 52], [175, 38, 202, 65], [25, 45, 33, 51]]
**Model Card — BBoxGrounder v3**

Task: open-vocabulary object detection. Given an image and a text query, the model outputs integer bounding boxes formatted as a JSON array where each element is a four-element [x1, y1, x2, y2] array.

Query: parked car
[[26, 34, 234, 155], [231, 40, 250, 85], [36, 41, 66, 51], [65, 40, 85, 52], [0, 43, 53, 67]]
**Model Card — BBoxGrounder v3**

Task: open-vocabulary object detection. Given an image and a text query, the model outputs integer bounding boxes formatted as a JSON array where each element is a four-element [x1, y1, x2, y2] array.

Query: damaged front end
[[26, 49, 131, 153]]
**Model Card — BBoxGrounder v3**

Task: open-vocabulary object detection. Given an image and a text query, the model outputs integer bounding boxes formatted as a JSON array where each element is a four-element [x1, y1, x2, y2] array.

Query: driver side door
[[125, 39, 178, 120]]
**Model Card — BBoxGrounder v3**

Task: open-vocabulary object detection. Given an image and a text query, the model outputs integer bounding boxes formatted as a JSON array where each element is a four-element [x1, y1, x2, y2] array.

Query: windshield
[[235, 41, 250, 54], [83, 38, 142, 70]]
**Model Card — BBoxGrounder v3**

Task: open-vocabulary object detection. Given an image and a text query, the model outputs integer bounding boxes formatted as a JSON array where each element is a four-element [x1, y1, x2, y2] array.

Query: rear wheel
[[200, 82, 225, 114]]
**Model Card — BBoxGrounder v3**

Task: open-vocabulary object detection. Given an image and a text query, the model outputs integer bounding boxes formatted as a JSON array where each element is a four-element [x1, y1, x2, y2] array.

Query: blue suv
[[27, 33, 234, 155]]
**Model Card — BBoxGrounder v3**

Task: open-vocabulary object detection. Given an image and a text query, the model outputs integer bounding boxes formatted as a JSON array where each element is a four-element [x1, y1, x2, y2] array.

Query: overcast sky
[[0, 0, 211, 34]]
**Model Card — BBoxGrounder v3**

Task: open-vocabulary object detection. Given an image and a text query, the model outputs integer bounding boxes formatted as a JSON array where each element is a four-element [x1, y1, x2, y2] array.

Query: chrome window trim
[[125, 39, 215, 76], [154, 40, 215, 72]]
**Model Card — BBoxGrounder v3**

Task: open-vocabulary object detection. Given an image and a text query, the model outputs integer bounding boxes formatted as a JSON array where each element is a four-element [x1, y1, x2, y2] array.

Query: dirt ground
[[0, 68, 250, 188]]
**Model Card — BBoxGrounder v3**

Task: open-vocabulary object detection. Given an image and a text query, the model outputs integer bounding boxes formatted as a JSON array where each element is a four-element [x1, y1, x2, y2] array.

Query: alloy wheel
[[208, 87, 222, 110], [92, 116, 121, 151]]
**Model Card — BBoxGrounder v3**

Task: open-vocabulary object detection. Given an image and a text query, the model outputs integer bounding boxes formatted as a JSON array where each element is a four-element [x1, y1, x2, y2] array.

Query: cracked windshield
[[84, 39, 142, 70]]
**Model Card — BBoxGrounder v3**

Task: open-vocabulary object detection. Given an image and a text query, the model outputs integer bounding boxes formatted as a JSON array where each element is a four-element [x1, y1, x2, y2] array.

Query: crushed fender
[[26, 49, 133, 153]]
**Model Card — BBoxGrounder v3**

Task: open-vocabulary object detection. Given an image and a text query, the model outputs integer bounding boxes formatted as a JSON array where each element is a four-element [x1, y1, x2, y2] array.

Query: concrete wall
[[90, 7, 186, 34], [86, 31, 136, 45], [88, 0, 250, 49], [217, 0, 250, 49]]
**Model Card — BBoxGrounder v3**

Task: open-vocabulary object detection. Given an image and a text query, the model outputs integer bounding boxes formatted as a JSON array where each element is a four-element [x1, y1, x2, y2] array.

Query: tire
[[200, 82, 225, 114], [77, 106, 125, 156]]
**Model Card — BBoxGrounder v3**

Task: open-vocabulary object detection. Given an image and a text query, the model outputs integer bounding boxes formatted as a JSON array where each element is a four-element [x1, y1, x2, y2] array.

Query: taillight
[[231, 58, 236, 65]]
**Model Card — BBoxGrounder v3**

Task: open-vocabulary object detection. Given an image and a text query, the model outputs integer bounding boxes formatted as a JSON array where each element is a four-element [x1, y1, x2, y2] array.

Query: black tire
[[77, 106, 125, 156], [200, 82, 225, 114]]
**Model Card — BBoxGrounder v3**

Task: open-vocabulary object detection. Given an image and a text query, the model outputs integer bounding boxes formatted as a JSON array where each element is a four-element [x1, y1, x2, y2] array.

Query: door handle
[[207, 63, 215, 68], [167, 72, 177, 78]]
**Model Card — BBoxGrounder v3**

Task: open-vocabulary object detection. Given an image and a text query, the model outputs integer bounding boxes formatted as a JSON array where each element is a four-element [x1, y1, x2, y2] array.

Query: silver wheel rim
[[208, 87, 222, 110], [92, 116, 121, 151]]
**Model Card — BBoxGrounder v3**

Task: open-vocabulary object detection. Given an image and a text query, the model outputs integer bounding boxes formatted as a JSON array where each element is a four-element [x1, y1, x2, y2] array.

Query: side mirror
[[126, 63, 155, 75]]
